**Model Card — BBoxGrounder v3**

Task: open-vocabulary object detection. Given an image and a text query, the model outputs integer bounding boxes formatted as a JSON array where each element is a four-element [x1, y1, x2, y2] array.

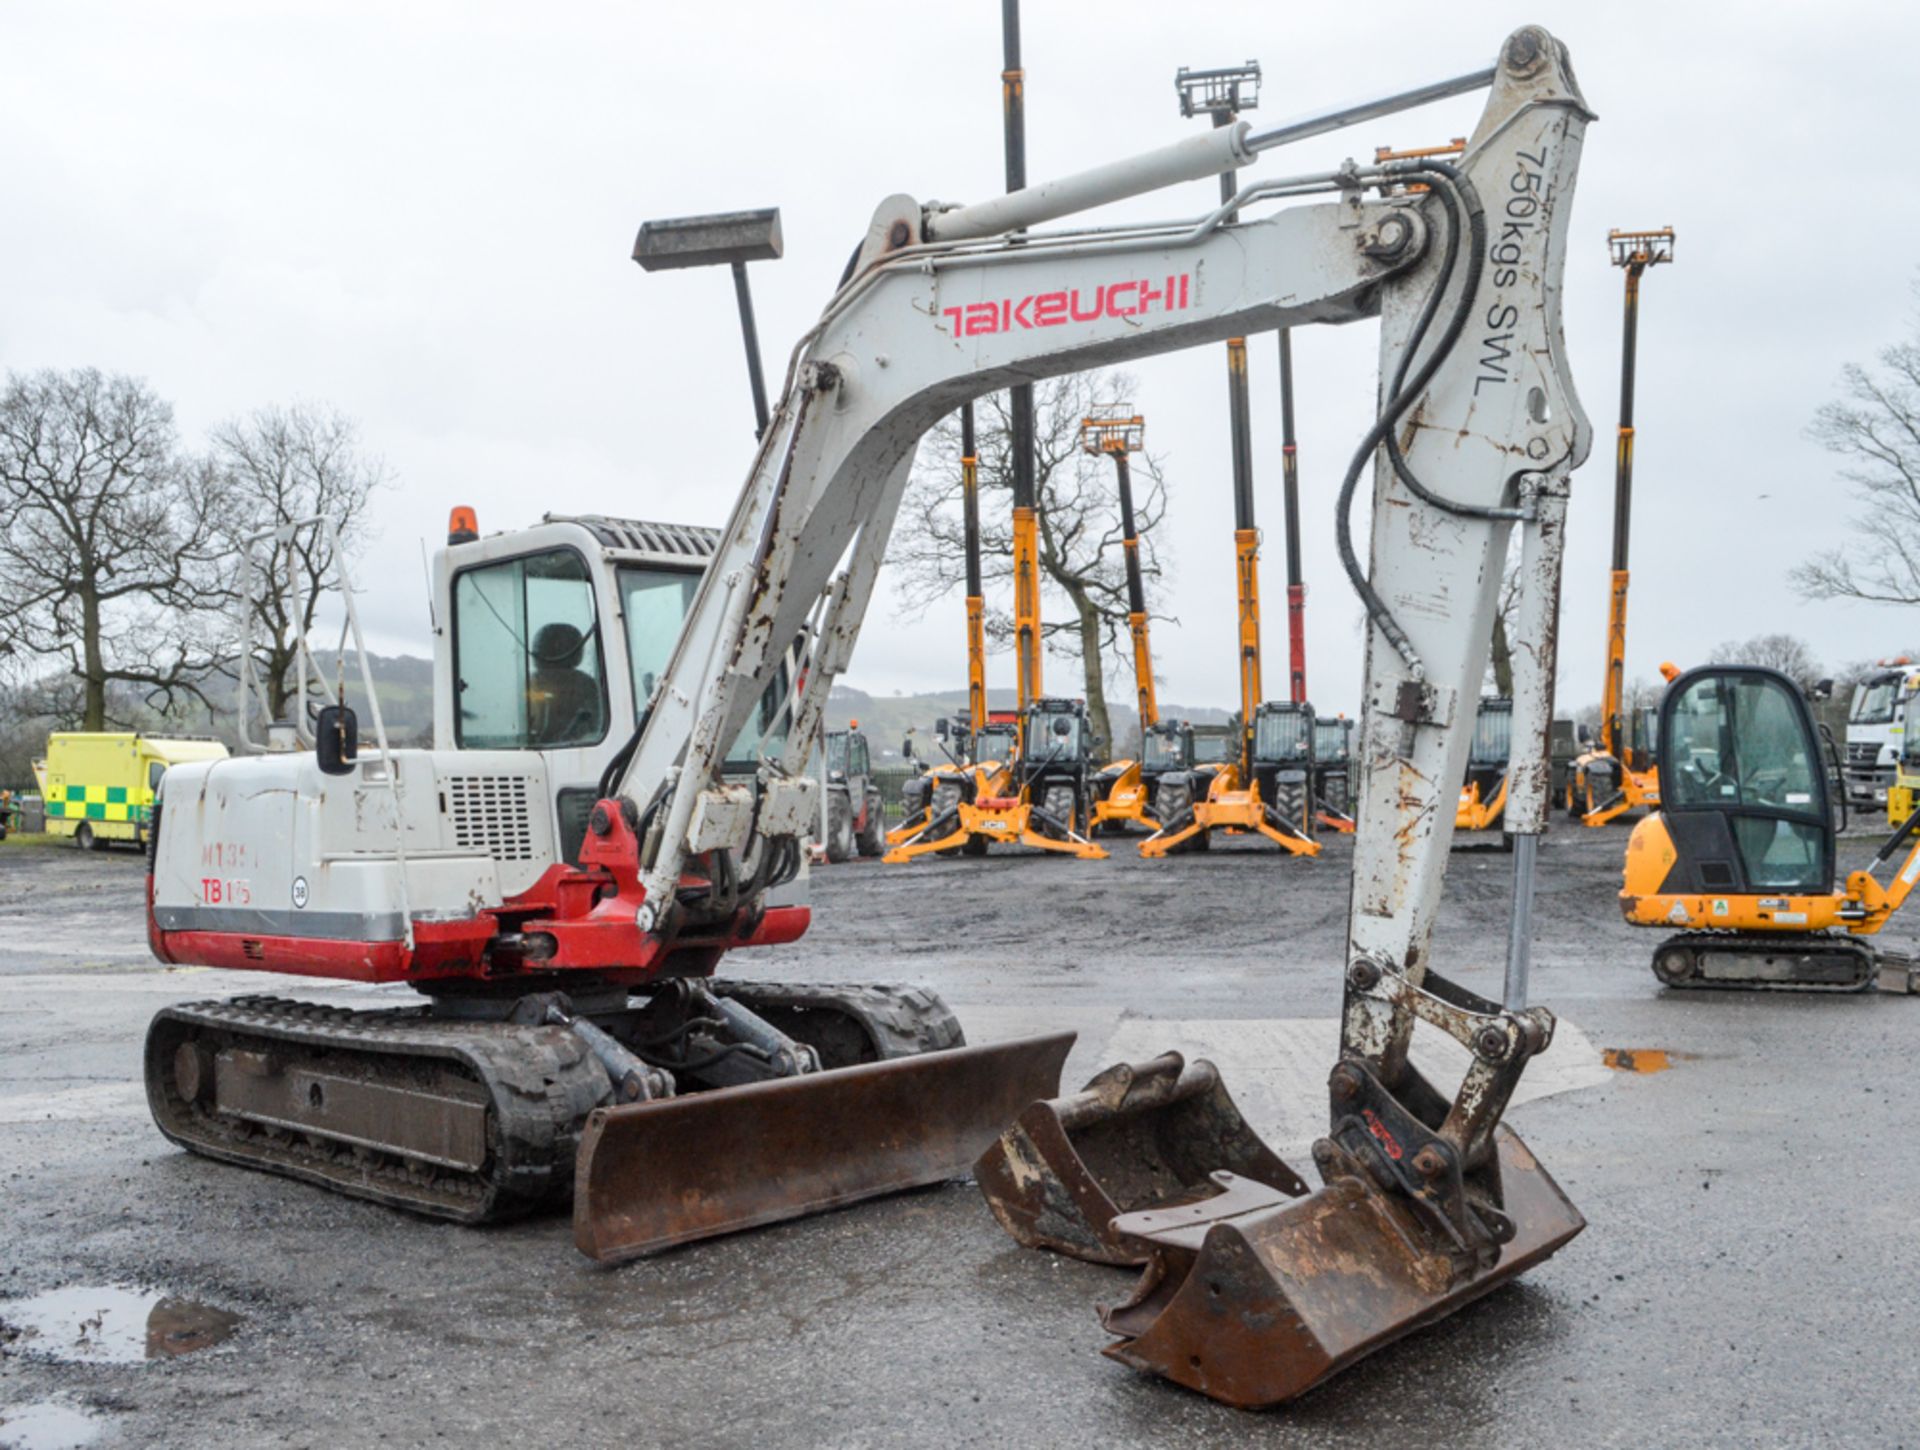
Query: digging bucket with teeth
[[575, 1031, 1075, 1262], [974, 1051, 1307, 1266]]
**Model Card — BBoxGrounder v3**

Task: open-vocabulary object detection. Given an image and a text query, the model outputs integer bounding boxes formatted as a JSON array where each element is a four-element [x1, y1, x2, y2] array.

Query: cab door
[[1658, 666, 1832, 894]]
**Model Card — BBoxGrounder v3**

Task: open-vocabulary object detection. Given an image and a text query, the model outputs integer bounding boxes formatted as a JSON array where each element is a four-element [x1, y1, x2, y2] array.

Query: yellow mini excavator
[[1621, 663, 1920, 993]]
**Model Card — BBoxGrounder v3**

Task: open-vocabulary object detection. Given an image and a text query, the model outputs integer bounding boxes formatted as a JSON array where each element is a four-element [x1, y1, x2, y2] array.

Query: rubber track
[[1651, 931, 1878, 994], [146, 995, 612, 1223]]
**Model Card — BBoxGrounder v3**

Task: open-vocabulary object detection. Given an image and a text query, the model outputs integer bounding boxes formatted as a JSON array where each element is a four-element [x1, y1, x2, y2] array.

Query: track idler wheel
[[1651, 941, 1698, 985]]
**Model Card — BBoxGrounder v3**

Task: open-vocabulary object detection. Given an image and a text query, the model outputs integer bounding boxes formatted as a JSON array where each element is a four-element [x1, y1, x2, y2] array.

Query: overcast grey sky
[[5, 1, 1917, 719]]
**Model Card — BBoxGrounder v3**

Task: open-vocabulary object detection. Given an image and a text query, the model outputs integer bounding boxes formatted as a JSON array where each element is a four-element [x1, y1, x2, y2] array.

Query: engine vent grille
[[446, 775, 535, 861]]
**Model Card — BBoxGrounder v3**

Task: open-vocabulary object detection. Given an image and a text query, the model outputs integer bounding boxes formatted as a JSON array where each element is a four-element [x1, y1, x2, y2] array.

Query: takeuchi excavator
[[1621, 663, 1920, 993], [145, 25, 1591, 1407]]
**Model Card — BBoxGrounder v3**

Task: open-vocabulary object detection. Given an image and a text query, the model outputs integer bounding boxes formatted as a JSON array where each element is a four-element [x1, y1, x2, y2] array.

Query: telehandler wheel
[[1042, 785, 1076, 836], [1274, 780, 1308, 836], [856, 786, 887, 857], [1153, 776, 1191, 828], [826, 788, 855, 863], [930, 782, 966, 856]]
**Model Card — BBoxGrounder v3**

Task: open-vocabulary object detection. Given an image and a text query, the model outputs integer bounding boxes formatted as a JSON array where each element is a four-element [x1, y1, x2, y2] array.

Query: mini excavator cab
[[1653, 667, 1832, 895]]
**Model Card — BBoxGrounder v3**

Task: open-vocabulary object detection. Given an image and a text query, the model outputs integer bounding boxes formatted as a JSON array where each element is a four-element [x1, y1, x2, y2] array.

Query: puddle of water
[[0, 1285, 240, 1365], [1601, 1047, 1696, 1074], [0, 1400, 106, 1450]]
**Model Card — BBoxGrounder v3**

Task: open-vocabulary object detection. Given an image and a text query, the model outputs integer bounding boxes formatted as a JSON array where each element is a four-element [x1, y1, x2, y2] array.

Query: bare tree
[[888, 370, 1173, 749], [211, 403, 387, 723], [1709, 633, 1827, 691], [0, 369, 230, 729], [1487, 561, 1522, 697], [1793, 317, 1920, 605]]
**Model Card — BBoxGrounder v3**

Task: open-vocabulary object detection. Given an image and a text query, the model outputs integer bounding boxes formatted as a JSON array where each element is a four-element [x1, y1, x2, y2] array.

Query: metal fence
[[870, 766, 921, 825]]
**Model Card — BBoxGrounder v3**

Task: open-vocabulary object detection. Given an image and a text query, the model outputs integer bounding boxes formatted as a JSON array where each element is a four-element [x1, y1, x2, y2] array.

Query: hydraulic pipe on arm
[[1600, 227, 1674, 765], [962, 404, 988, 735]]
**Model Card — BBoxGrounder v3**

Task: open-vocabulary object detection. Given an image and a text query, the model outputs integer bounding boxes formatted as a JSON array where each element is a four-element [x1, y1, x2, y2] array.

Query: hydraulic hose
[[1332, 160, 1495, 678]]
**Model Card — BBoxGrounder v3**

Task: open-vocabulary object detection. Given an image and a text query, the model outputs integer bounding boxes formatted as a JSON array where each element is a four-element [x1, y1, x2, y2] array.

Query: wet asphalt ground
[[2, 824, 1918, 1448]]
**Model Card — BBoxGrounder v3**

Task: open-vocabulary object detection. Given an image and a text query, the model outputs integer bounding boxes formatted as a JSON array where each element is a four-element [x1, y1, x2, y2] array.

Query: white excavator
[[144, 25, 1591, 1407]]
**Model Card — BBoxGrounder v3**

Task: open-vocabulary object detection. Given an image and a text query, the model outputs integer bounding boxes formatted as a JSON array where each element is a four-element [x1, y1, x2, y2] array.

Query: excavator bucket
[[974, 1052, 1307, 1266], [1097, 1127, 1585, 1408], [574, 1031, 1074, 1262]]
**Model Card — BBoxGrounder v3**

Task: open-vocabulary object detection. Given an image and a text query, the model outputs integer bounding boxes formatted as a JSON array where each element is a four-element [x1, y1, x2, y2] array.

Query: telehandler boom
[[147, 26, 1592, 1402]]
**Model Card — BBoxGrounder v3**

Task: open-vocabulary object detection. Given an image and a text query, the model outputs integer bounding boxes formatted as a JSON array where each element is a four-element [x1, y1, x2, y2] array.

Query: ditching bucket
[[574, 1031, 1074, 1263], [975, 1052, 1307, 1266], [1098, 1126, 1586, 1408]]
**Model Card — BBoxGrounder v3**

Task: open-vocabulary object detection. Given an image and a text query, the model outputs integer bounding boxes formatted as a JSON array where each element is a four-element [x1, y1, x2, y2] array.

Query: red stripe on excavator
[[151, 905, 811, 984]]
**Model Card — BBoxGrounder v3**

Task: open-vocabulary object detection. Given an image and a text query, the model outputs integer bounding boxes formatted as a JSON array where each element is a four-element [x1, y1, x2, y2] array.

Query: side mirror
[[316, 704, 359, 776], [1811, 677, 1835, 702], [935, 717, 952, 740]]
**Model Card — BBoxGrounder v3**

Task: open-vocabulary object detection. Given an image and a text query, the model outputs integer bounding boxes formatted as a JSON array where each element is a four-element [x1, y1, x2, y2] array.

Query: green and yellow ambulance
[[32, 733, 229, 850]]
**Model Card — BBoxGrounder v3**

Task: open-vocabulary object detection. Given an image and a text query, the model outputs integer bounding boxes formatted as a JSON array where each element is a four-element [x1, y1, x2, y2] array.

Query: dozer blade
[[574, 1031, 1074, 1262], [1098, 1126, 1585, 1409], [975, 1052, 1307, 1266]]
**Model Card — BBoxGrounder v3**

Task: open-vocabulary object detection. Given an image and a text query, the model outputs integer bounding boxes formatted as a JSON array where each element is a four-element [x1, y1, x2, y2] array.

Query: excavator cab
[[1649, 667, 1832, 896]]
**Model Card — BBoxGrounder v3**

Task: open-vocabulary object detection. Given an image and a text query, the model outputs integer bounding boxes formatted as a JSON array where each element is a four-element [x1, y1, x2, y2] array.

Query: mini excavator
[[1622, 663, 1920, 993], [146, 23, 1592, 1407]]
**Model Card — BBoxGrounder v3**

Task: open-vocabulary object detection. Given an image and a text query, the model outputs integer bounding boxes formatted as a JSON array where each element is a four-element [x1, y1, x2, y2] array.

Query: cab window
[[1471, 703, 1514, 767], [1254, 708, 1311, 764], [454, 549, 608, 749], [619, 566, 701, 710], [1668, 672, 1825, 891], [1192, 734, 1235, 766], [1143, 730, 1185, 771]]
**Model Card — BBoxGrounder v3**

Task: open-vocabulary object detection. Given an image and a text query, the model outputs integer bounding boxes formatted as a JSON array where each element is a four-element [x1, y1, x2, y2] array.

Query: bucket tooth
[[1098, 1127, 1586, 1409], [975, 1052, 1308, 1266], [574, 1031, 1073, 1263]]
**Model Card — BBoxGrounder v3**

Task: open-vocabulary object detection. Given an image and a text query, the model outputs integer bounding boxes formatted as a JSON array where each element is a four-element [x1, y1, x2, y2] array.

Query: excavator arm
[[617, 32, 1588, 954], [583, 28, 1593, 1403]]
